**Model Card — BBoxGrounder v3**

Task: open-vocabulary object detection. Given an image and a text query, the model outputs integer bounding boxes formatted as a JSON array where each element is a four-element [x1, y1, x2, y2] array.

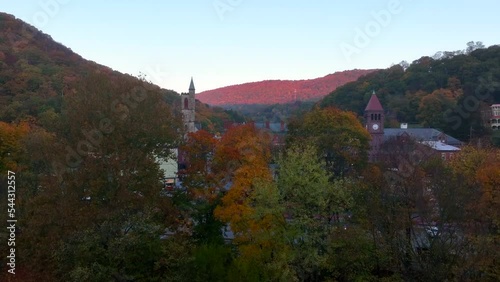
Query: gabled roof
[[365, 92, 384, 111], [189, 77, 195, 91], [384, 128, 462, 146]]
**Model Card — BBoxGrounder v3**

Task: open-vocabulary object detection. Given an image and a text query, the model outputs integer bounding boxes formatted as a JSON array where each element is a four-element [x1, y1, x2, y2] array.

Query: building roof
[[420, 141, 460, 151], [365, 92, 384, 111], [189, 77, 195, 91], [384, 128, 462, 146]]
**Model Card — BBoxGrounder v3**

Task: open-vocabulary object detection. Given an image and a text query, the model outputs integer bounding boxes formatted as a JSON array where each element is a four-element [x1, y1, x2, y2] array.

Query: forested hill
[[196, 69, 375, 106], [0, 12, 240, 131], [320, 44, 500, 143], [0, 12, 180, 118]]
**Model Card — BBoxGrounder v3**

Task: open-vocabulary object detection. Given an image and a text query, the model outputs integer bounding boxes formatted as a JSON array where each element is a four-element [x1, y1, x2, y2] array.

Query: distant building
[[159, 78, 198, 190], [178, 77, 199, 166], [223, 120, 288, 147], [365, 91, 462, 162], [383, 128, 462, 147], [490, 104, 500, 130], [254, 120, 288, 147], [159, 149, 178, 191], [420, 141, 460, 161], [181, 78, 197, 134], [364, 91, 385, 160]]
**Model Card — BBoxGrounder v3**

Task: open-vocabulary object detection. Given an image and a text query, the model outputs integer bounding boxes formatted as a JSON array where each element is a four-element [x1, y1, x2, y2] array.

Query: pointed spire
[[365, 91, 384, 111], [189, 77, 195, 91]]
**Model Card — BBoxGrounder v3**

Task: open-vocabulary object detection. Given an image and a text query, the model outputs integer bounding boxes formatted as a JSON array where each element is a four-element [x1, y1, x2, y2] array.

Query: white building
[[490, 104, 500, 130]]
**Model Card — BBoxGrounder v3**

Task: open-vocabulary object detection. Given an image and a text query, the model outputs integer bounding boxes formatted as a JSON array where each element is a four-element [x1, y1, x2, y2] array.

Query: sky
[[2, 0, 500, 93]]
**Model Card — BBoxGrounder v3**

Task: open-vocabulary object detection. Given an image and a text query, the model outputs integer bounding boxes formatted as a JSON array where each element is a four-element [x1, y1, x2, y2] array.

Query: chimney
[[400, 123, 408, 129]]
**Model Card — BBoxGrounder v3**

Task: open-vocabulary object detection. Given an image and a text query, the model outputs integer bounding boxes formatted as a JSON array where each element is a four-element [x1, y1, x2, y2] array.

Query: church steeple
[[182, 77, 196, 134], [189, 77, 195, 92]]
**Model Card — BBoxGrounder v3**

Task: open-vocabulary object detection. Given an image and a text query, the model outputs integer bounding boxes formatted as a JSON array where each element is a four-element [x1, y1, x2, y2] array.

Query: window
[[493, 107, 500, 116], [184, 98, 188, 109]]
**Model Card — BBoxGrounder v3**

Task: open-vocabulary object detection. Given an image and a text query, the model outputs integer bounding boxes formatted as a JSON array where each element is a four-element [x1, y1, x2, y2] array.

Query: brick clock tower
[[364, 91, 384, 160]]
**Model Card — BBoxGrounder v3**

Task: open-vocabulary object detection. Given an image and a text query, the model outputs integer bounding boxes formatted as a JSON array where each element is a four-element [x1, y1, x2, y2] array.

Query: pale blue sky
[[2, 0, 499, 93]]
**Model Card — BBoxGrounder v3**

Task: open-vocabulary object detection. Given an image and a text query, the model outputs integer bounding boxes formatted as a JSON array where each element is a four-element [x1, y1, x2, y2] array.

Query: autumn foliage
[[287, 107, 371, 176], [0, 121, 29, 172], [196, 70, 375, 106], [213, 124, 273, 241], [2, 12, 500, 281], [179, 130, 219, 202]]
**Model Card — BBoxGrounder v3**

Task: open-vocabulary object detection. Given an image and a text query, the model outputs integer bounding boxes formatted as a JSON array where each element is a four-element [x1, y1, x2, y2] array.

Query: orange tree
[[176, 126, 279, 280], [0, 121, 29, 173], [213, 124, 295, 280], [213, 124, 273, 240]]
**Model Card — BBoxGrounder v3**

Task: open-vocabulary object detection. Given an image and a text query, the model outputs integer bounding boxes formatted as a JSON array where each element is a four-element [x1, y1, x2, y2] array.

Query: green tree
[[277, 144, 354, 281], [17, 72, 181, 279], [236, 178, 295, 282], [287, 107, 370, 177], [417, 88, 456, 130]]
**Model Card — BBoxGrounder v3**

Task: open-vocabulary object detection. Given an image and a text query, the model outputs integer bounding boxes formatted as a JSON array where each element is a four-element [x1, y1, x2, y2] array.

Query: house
[[158, 149, 178, 191], [489, 104, 500, 130]]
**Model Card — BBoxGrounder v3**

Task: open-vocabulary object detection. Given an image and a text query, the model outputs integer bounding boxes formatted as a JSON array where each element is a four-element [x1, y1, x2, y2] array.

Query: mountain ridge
[[0, 12, 243, 132], [196, 69, 376, 106]]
